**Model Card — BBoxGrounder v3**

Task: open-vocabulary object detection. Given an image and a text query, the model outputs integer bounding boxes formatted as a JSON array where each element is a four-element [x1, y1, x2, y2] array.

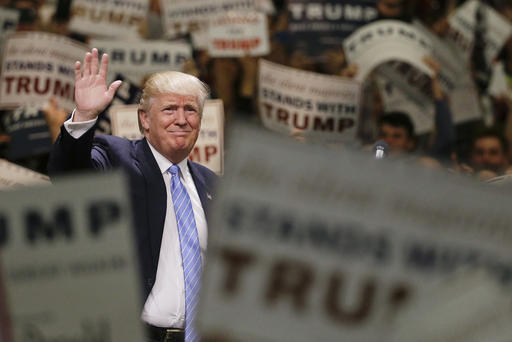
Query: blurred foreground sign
[[198, 124, 512, 342], [0, 159, 50, 190], [0, 172, 144, 341]]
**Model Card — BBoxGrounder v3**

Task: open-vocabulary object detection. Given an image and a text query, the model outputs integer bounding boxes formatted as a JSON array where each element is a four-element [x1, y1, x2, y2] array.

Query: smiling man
[[48, 49, 217, 342]]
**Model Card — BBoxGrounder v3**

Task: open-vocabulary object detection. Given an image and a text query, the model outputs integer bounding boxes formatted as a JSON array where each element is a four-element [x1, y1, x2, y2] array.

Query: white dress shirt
[[63, 114, 208, 328]]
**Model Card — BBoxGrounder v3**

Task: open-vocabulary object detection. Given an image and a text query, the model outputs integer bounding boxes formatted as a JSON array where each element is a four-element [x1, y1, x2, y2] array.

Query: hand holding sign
[[74, 48, 122, 122]]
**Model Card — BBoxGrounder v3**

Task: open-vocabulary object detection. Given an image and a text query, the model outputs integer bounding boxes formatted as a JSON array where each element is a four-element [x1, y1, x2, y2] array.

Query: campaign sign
[[0, 172, 145, 341], [208, 12, 270, 58], [3, 106, 52, 160], [189, 99, 225, 175], [161, 0, 255, 37], [69, 0, 148, 38], [259, 59, 361, 142], [343, 20, 434, 82], [288, 0, 377, 56], [448, 0, 512, 65], [197, 124, 512, 341], [110, 100, 225, 174], [0, 32, 89, 112], [0, 159, 50, 190], [90, 39, 192, 81]]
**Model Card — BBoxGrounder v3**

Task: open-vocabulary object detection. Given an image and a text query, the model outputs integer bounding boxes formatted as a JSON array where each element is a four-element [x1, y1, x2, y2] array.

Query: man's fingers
[[107, 80, 123, 98], [83, 52, 92, 77], [91, 48, 99, 75], [99, 53, 109, 80], [74, 61, 81, 82]]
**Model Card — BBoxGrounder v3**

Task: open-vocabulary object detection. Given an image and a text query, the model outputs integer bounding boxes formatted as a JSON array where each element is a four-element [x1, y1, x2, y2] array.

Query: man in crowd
[[377, 111, 416, 154], [470, 129, 510, 177], [48, 48, 217, 342]]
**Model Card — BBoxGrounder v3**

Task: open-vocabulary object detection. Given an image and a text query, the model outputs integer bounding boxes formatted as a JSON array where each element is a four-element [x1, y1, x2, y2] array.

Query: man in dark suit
[[48, 48, 217, 342]]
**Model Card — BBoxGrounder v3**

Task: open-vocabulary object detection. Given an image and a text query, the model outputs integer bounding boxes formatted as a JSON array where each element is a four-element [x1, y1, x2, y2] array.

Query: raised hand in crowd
[[73, 48, 122, 122], [43, 97, 68, 142], [422, 56, 443, 100]]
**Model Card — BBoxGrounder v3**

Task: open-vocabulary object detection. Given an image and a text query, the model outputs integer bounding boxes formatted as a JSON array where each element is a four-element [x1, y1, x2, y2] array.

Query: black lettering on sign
[[25, 207, 73, 244], [88, 200, 121, 237], [0, 214, 8, 247]]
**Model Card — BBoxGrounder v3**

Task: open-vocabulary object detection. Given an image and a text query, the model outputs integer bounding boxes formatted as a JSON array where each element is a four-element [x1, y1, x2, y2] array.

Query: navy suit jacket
[[48, 125, 217, 303]]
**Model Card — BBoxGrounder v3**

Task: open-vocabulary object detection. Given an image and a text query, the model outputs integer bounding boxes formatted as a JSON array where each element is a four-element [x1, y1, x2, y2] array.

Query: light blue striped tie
[[169, 165, 201, 342]]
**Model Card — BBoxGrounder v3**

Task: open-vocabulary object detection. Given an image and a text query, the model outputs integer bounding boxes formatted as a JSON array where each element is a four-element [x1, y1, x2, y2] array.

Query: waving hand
[[73, 48, 122, 122]]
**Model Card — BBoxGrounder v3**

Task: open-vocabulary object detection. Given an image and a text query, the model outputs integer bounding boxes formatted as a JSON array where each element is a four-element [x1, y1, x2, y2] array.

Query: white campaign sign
[[0, 32, 89, 112], [208, 11, 270, 57], [90, 39, 192, 81], [0, 172, 145, 341], [0, 159, 50, 190], [69, 0, 148, 38], [448, 0, 512, 64], [161, 0, 255, 37], [259, 59, 361, 142], [110, 100, 225, 174], [343, 20, 434, 82], [198, 124, 512, 342]]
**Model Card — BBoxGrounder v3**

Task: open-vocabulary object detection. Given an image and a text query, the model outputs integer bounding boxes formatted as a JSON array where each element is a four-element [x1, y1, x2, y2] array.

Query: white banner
[[161, 0, 255, 37], [259, 59, 361, 142], [0, 172, 144, 341], [110, 100, 225, 174], [189, 99, 225, 174], [0, 159, 50, 190], [90, 39, 192, 81], [343, 20, 434, 82], [69, 0, 148, 38], [208, 11, 270, 57], [0, 32, 89, 112], [198, 124, 512, 341], [448, 0, 512, 64]]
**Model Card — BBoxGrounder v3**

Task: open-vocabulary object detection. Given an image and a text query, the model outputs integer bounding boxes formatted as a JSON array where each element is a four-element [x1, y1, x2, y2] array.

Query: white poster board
[[69, 0, 148, 38], [90, 39, 192, 81], [0, 159, 50, 190], [160, 0, 255, 37], [343, 20, 434, 82], [208, 11, 270, 57], [198, 124, 512, 342], [259, 59, 361, 142], [110, 100, 225, 174], [448, 0, 512, 64], [0, 172, 145, 341], [0, 32, 89, 112]]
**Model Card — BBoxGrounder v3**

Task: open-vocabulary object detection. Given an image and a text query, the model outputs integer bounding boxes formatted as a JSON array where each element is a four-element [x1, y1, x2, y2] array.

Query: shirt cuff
[[63, 109, 97, 139]]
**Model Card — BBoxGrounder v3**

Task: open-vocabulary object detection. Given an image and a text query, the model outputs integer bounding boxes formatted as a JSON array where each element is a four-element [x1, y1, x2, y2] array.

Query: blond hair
[[137, 71, 210, 133]]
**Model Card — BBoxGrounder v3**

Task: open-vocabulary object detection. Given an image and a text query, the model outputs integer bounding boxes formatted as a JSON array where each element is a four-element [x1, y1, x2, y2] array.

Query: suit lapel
[[188, 160, 213, 220], [135, 139, 167, 272]]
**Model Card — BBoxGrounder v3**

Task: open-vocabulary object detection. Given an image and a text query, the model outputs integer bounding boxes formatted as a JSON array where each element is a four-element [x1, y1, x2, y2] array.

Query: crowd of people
[[1, 0, 512, 180]]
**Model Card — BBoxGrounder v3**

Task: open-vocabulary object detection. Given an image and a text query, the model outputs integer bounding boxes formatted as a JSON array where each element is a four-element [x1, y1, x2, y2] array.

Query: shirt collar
[[146, 140, 189, 176]]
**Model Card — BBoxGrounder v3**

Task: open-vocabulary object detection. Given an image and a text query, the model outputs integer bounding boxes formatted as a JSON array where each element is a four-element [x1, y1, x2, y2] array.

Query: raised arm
[[73, 48, 122, 122]]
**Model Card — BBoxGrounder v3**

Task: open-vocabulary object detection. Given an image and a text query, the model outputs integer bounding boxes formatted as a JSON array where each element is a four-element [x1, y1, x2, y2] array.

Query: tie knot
[[169, 164, 180, 175]]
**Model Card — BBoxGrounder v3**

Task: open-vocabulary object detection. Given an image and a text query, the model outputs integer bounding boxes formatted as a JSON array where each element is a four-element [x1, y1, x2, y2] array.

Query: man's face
[[471, 137, 508, 172], [379, 123, 413, 153], [139, 92, 201, 164]]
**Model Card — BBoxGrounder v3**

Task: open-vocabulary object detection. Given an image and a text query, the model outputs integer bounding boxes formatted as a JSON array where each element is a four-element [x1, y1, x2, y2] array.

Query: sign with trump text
[[0, 172, 144, 341], [258, 59, 361, 142], [0, 32, 89, 112], [198, 124, 512, 341], [69, 0, 148, 38]]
